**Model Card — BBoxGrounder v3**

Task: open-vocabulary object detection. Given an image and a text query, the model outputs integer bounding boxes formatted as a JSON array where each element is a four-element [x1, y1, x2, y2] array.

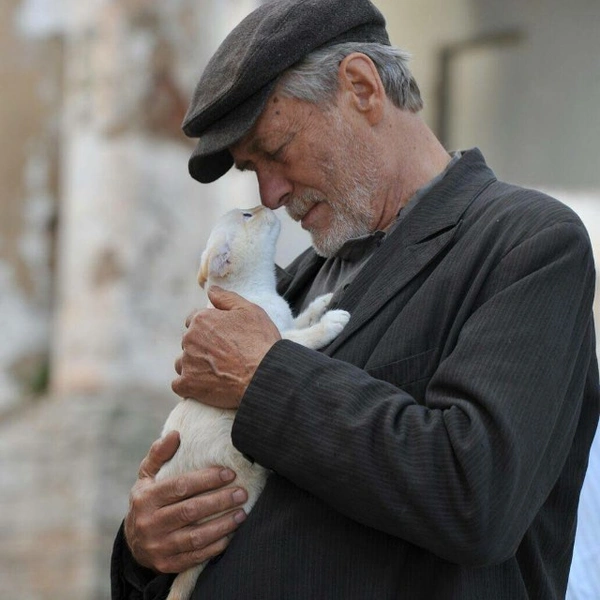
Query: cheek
[[311, 146, 336, 179], [294, 135, 334, 177], [311, 202, 335, 230]]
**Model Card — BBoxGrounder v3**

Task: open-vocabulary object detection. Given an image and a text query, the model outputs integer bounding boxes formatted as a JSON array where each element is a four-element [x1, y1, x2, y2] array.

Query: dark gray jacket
[[112, 148, 599, 599]]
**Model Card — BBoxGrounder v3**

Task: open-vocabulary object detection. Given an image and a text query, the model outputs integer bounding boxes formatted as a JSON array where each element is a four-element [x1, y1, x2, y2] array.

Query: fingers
[[174, 291, 278, 407], [185, 310, 198, 328], [138, 431, 181, 479], [150, 514, 242, 574], [125, 467, 248, 573], [183, 290, 246, 330], [155, 467, 239, 508], [157, 485, 248, 539], [207, 286, 249, 310]]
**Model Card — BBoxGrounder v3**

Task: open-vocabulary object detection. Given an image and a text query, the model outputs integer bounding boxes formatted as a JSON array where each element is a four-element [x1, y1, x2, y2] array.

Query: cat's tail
[[166, 563, 206, 600]]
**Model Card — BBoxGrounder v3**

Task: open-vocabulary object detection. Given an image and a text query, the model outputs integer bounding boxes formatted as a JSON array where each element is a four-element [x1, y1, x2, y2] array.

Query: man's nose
[[256, 168, 292, 210]]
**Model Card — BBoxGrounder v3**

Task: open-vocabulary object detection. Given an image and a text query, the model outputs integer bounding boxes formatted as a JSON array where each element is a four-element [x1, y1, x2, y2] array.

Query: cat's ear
[[198, 236, 232, 288]]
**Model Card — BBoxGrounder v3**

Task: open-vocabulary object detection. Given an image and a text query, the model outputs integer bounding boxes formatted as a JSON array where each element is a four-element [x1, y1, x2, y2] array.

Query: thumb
[[208, 285, 249, 310], [138, 430, 180, 479]]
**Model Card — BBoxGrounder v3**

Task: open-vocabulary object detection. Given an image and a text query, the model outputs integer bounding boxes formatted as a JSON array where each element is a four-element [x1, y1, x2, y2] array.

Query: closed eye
[[266, 145, 286, 161], [264, 133, 295, 162], [242, 212, 253, 220]]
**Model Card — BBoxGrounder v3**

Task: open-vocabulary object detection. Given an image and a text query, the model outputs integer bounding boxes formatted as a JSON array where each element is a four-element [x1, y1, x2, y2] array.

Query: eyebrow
[[232, 137, 264, 172], [234, 160, 253, 173]]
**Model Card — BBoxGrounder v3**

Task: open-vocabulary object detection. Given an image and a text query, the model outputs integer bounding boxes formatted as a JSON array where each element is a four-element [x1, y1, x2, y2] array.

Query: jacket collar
[[277, 148, 496, 350]]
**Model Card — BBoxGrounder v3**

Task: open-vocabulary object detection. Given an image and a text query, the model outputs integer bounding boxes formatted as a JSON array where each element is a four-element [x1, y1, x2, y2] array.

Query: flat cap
[[182, 0, 390, 183]]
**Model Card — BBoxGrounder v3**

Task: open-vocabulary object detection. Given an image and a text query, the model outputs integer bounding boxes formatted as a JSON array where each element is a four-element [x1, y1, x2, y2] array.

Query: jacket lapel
[[324, 148, 496, 354], [276, 250, 325, 308]]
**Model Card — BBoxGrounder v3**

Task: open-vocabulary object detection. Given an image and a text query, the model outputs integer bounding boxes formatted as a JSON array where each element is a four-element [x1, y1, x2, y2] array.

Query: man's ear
[[338, 53, 385, 125], [197, 238, 232, 288]]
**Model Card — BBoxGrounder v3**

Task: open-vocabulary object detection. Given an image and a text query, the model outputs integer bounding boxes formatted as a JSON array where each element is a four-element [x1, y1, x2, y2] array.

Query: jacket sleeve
[[111, 521, 175, 600], [231, 220, 597, 566]]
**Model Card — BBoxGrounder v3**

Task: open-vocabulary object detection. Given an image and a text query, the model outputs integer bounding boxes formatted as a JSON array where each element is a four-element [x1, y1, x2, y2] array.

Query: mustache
[[285, 190, 327, 222]]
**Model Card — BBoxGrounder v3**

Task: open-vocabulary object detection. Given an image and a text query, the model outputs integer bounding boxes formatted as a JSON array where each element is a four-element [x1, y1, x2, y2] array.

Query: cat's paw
[[307, 293, 334, 316], [298, 293, 335, 326], [311, 292, 334, 308], [321, 309, 350, 336]]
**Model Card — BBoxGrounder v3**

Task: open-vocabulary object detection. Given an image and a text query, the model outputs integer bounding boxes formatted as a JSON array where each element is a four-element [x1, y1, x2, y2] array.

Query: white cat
[[157, 205, 350, 600]]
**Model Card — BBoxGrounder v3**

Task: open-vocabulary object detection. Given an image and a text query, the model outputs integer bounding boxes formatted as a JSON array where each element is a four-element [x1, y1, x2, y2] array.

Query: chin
[[310, 221, 373, 258], [310, 232, 349, 258]]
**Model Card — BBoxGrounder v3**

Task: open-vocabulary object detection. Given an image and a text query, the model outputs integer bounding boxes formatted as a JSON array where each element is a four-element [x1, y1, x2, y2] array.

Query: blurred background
[[0, 0, 598, 598]]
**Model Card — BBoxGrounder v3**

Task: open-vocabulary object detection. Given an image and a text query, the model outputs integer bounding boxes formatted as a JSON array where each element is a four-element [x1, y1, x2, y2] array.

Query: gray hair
[[276, 42, 423, 112]]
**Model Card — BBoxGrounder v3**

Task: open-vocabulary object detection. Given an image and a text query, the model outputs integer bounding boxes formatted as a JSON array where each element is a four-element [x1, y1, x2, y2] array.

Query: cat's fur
[[157, 205, 350, 600]]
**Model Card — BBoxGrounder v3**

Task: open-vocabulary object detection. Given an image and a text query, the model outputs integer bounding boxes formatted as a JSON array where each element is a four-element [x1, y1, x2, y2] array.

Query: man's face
[[230, 93, 380, 257]]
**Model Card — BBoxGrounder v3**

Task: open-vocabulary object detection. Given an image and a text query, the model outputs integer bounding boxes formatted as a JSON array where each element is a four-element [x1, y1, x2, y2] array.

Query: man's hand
[[172, 286, 281, 409], [125, 431, 249, 573]]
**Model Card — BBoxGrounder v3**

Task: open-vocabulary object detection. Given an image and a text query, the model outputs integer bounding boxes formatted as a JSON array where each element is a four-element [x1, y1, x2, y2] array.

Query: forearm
[[233, 342, 498, 563]]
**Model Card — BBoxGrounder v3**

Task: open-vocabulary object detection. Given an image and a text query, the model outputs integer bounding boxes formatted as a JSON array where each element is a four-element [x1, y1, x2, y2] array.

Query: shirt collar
[[330, 152, 462, 262], [335, 230, 386, 261]]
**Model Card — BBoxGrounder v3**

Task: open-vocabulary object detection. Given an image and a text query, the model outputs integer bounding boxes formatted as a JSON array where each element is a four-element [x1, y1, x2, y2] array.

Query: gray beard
[[286, 184, 376, 257]]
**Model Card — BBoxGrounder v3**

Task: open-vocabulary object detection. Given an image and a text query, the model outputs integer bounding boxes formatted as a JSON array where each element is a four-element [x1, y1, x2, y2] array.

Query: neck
[[372, 110, 452, 231]]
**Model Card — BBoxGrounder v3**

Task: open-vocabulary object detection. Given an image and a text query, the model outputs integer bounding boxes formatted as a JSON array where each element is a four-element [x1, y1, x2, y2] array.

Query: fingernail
[[233, 510, 247, 524], [232, 488, 247, 504], [220, 468, 235, 482]]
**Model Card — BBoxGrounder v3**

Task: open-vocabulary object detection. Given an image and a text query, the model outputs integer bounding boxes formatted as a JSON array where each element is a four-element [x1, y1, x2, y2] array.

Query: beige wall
[[375, 0, 600, 190], [375, 0, 474, 128]]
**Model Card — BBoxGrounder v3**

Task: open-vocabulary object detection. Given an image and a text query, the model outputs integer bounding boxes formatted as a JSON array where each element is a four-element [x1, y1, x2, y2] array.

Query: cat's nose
[[248, 205, 266, 215]]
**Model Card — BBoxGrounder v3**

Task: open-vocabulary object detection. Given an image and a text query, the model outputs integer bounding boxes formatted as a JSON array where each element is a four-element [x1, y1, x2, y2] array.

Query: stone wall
[[0, 0, 62, 411], [0, 2, 269, 598], [0, 388, 172, 600]]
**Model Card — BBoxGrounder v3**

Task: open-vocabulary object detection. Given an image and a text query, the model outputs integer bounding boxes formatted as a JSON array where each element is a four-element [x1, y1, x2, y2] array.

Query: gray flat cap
[[182, 0, 390, 183]]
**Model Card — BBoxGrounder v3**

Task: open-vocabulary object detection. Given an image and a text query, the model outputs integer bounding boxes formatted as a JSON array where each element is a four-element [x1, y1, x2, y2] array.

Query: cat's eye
[[242, 212, 253, 220]]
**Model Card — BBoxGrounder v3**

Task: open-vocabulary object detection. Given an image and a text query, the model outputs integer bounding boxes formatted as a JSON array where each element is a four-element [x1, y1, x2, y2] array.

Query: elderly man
[[111, 0, 599, 598]]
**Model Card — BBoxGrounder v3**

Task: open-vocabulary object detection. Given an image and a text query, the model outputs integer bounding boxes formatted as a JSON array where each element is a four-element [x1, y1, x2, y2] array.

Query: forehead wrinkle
[[233, 128, 297, 171], [231, 131, 268, 161]]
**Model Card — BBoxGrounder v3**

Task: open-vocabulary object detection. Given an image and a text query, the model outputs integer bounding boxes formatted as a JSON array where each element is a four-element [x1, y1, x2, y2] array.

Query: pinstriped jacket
[[112, 148, 599, 599]]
